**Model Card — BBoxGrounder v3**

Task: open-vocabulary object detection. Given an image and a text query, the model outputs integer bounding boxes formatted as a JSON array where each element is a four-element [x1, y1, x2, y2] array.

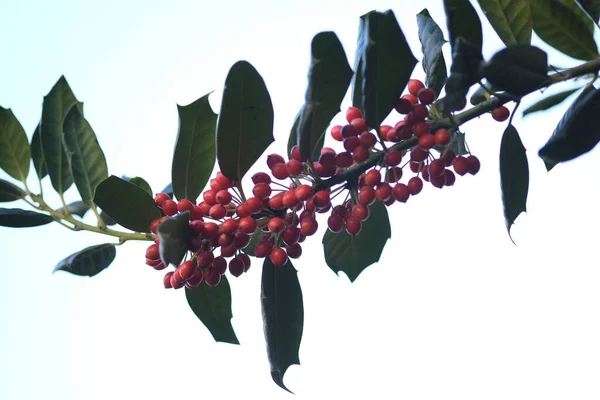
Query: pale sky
[[2, 1, 600, 399]]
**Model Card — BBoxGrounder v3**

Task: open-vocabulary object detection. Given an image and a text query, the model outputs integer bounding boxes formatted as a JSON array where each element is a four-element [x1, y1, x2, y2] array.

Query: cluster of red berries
[[144, 79, 487, 290]]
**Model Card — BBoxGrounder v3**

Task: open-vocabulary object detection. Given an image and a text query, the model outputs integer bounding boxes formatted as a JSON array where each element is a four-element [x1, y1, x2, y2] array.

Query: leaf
[[30, 123, 47, 180], [530, 0, 599, 60], [417, 9, 448, 97], [261, 258, 303, 393], [62, 106, 109, 207], [241, 229, 265, 257], [293, 32, 352, 161], [41, 76, 82, 195], [53, 243, 116, 277], [0, 106, 31, 182], [499, 125, 529, 241], [480, 45, 549, 97], [539, 86, 600, 169], [353, 10, 418, 129], [557, 0, 595, 33], [323, 201, 391, 282], [469, 84, 492, 106], [450, 131, 469, 156], [128, 177, 152, 196], [575, 0, 600, 22], [216, 61, 274, 182], [477, 0, 532, 45], [522, 87, 581, 116], [93, 175, 161, 232], [440, 38, 483, 113], [0, 208, 54, 227], [157, 211, 191, 267], [172, 93, 218, 202], [100, 211, 116, 226], [185, 277, 239, 345], [444, 0, 483, 53], [0, 179, 26, 202], [62, 201, 91, 218]]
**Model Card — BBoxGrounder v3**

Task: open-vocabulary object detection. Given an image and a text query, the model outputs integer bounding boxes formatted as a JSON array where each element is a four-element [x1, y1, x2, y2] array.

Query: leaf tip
[[271, 370, 295, 394]]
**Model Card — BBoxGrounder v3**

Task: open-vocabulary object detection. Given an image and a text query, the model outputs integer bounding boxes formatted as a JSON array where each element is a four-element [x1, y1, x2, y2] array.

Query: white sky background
[[1, 0, 600, 398]]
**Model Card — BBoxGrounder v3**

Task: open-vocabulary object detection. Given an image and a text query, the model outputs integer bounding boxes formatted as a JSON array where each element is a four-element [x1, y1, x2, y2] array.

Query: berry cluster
[[144, 79, 484, 290]]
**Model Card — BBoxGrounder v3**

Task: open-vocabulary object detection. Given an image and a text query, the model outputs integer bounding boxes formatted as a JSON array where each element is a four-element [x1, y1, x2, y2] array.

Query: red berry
[[393, 183, 410, 203], [364, 169, 381, 186], [176, 261, 196, 281], [221, 218, 238, 234], [412, 121, 430, 137], [190, 205, 204, 220], [155, 192, 171, 206], [209, 204, 226, 220], [233, 231, 251, 249], [252, 172, 271, 185], [186, 269, 204, 288], [215, 190, 232, 205], [198, 201, 212, 216], [466, 155, 481, 175], [282, 190, 299, 209], [300, 217, 318, 236], [331, 125, 343, 141], [267, 154, 286, 169], [221, 245, 236, 258], [163, 271, 174, 289], [203, 190, 217, 206], [359, 131, 377, 148], [336, 151, 354, 168], [385, 167, 403, 183], [453, 156, 469, 176], [352, 204, 370, 221], [341, 124, 360, 139], [268, 217, 285, 233], [417, 87, 436, 105], [430, 173, 446, 189], [313, 191, 330, 208], [210, 178, 224, 193], [295, 184, 314, 201], [213, 256, 228, 275], [254, 240, 273, 258], [229, 257, 245, 277], [190, 220, 205, 235], [418, 133, 435, 149], [444, 169, 456, 186], [407, 79, 425, 96], [271, 163, 289, 180], [345, 216, 362, 236], [434, 129, 451, 146], [375, 183, 392, 202], [161, 200, 178, 216], [346, 106, 363, 123], [492, 106, 510, 122], [204, 267, 221, 287], [407, 177, 424, 195], [412, 104, 429, 120], [145, 243, 160, 260], [286, 160, 303, 177], [395, 98, 413, 114], [291, 145, 306, 162], [253, 183, 272, 199], [343, 136, 361, 152], [402, 93, 419, 105], [353, 146, 370, 163], [411, 147, 429, 162], [269, 247, 288, 267], [384, 150, 402, 166], [359, 186, 376, 205], [246, 197, 263, 214], [196, 250, 215, 268], [286, 243, 302, 259], [203, 222, 219, 239], [282, 226, 301, 245], [216, 171, 233, 189], [268, 193, 285, 210], [327, 215, 344, 232], [429, 159, 446, 177]]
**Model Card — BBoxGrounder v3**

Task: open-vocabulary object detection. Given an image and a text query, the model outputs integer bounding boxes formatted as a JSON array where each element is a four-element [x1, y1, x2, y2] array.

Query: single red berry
[[212, 256, 228, 275], [345, 216, 362, 236], [269, 247, 288, 267], [145, 243, 160, 260], [331, 125, 343, 141], [196, 251, 215, 268], [268, 217, 285, 233], [412, 121, 430, 137], [343, 136, 361, 152], [186, 269, 204, 288], [346, 107, 363, 123], [215, 190, 232, 205], [319, 151, 337, 170], [220, 245, 236, 258], [375, 183, 392, 202], [444, 169, 456, 186], [271, 163, 289, 180], [453, 156, 469, 176], [209, 204, 226, 220], [286, 243, 302, 259], [429, 159, 446, 177], [385, 128, 399, 142], [198, 201, 212, 215], [434, 129, 451, 146], [204, 267, 221, 287], [170, 271, 186, 289], [364, 169, 381, 186], [190, 205, 204, 220], [295, 184, 314, 202], [163, 271, 174, 289], [254, 240, 273, 258], [268, 192, 285, 210], [395, 97, 413, 114], [233, 231, 251, 249], [190, 220, 205, 235], [215, 171, 233, 189], [352, 204, 370, 221], [286, 160, 303, 177], [407, 177, 424, 195], [410, 147, 429, 162], [492, 106, 510, 122], [385, 167, 403, 183], [359, 131, 377, 148], [467, 155, 481, 175], [282, 190, 299, 209], [155, 192, 171, 206], [149, 217, 163, 234], [210, 178, 224, 193], [282, 226, 301, 245], [146, 258, 162, 267], [161, 200, 178, 216], [203, 190, 217, 206], [336, 151, 354, 168], [418, 133, 435, 149], [358, 186, 376, 205], [417, 87, 436, 105], [252, 172, 271, 185], [313, 191, 330, 208], [246, 197, 263, 214], [218, 233, 234, 247], [430, 174, 446, 189], [412, 104, 429, 120], [327, 215, 344, 232], [253, 183, 272, 199], [341, 124, 360, 139], [353, 146, 370, 163], [221, 218, 238, 234], [290, 145, 306, 162], [239, 254, 251, 272], [350, 118, 369, 134], [203, 222, 219, 239], [176, 261, 196, 281], [267, 154, 286, 169], [407, 79, 425, 96], [393, 183, 410, 203], [300, 217, 318, 236], [384, 150, 402, 166], [229, 257, 245, 277]]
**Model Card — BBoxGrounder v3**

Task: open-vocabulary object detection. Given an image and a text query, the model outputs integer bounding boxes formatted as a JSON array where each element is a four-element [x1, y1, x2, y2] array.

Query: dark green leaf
[[530, 0, 599, 60], [470, 84, 492, 106], [539, 86, 600, 169], [323, 201, 391, 282], [477, 0, 532, 45], [354, 10, 417, 128], [294, 32, 352, 160], [157, 211, 190, 267], [31, 123, 47, 180], [440, 38, 483, 113], [172, 93, 218, 202], [185, 277, 239, 344], [558, 0, 595, 33], [500, 125, 529, 241], [417, 9, 448, 97], [0, 179, 26, 202], [575, 0, 600, 22], [216, 61, 274, 182], [53, 243, 116, 277], [481, 45, 549, 97], [450, 131, 469, 156], [261, 258, 303, 393], [62, 200, 91, 218], [93, 175, 161, 232], [444, 0, 483, 53], [41, 76, 82, 195], [62, 106, 109, 207], [241, 229, 265, 257], [0, 208, 53, 227], [128, 177, 152, 196], [522, 87, 581, 116], [0, 106, 31, 182]]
